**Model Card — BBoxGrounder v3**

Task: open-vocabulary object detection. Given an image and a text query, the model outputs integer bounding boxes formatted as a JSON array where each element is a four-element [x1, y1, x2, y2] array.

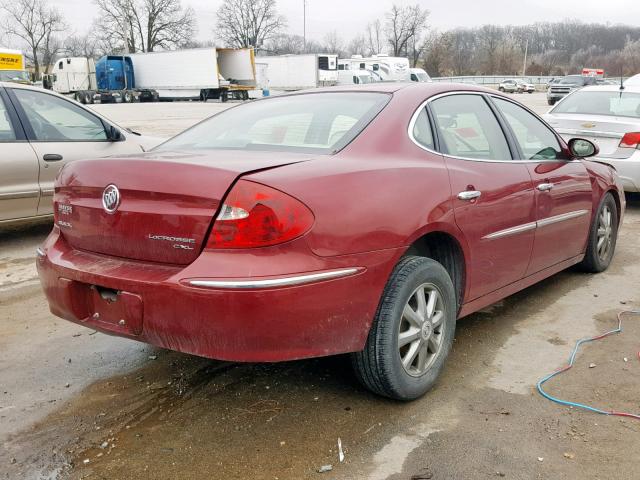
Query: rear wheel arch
[[404, 231, 466, 311]]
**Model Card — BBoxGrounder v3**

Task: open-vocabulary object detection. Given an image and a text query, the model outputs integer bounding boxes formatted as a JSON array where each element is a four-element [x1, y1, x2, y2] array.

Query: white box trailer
[[129, 47, 257, 101], [254, 54, 338, 91]]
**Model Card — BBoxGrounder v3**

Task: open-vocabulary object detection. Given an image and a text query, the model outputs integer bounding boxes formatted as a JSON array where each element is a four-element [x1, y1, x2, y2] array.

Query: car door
[[0, 88, 41, 222], [6, 87, 142, 216], [490, 96, 593, 274], [427, 93, 536, 301]]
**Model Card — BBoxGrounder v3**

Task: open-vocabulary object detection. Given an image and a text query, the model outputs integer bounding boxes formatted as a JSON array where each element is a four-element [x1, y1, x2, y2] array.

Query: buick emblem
[[102, 184, 120, 214]]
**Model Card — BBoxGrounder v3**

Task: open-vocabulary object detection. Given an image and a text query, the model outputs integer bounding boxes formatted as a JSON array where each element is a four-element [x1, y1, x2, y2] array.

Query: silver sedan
[[544, 85, 640, 192]]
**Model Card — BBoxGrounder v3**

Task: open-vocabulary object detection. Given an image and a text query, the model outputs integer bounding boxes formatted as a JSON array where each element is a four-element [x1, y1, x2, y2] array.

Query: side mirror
[[108, 125, 123, 142], [568, 138, 598, 158]]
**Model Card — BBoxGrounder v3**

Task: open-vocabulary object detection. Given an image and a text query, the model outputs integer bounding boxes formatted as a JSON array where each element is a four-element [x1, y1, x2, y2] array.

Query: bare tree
[[385, 4, 429, 58], [1, 0, 66, 78], [366, 20, 383, 55], [216, 0, 285, 51], [323, 31, 345, 56], [347, 34, 368, 57], [94, 0, 196, 53], [62, 33, 103, 59]]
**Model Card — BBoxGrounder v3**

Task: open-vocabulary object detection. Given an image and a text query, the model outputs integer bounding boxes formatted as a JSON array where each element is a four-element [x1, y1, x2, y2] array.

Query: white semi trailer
[[254, 54, 338, 91], [130, 47, 257, 101]]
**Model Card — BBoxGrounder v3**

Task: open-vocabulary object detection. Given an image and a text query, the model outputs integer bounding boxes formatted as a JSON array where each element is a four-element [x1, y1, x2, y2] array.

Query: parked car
[[0, 82, 162, 225], [498, 79, 518, 93], [547, 75, 597, 105], [545, 84, 640, 192], [625, 74, 640, 86], [337, 69, 374, 86], [38, 83, 623, 400], [410, 68, 432, 83], [517, 79, 536, 93]]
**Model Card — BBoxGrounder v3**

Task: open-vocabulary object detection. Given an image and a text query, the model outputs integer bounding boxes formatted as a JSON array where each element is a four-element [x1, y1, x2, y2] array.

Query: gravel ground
[[2, 92, 640, 480]]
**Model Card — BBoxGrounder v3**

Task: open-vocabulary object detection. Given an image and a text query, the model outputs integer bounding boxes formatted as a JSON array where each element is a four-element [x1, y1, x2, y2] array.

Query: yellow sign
[[0, 53, 24, 70]]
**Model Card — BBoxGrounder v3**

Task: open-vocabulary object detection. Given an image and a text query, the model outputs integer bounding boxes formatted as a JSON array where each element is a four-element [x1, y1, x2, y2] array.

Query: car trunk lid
[[544, 113, 640, 158], [54, 150, 312, 265]]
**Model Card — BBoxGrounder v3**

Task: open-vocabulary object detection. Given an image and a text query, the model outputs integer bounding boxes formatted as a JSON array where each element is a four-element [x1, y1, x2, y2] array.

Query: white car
[[544, 84, 640, 192], [0, 82, 163, 224], [498, 79, 518, 93], [516, 80, 536, 93], [409, 68, 432, 83]]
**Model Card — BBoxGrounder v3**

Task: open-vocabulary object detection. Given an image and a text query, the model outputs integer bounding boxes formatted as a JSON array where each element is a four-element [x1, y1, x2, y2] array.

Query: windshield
[[358, 75, 373, 84], [0, 70, 30, 83], [416, 72, 430, 82], [560, 76, 585, 85], [156, 92, 390, 154], [553, 91, 640, 118]]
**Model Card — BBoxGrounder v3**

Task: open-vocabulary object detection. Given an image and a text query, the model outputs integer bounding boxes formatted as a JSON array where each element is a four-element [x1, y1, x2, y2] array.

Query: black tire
[[499, 87, 504, 92], [122, 90, 133, 103], [351, 256, 457, 401], [75, 91, 85, 104], [547, 99, 556, 106], [84, 92, 94, 104], [579, 193, 618, 273]]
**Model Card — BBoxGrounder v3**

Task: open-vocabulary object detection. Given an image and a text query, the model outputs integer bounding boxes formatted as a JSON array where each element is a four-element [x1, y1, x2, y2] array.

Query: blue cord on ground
[[536, 310, 640, 421]]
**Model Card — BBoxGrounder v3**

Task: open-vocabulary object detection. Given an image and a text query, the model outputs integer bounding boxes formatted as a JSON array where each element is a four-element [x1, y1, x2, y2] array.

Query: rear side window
[[411, 108, 434, 149], [430, 94, 511, 160], [493, 98, 562, 160], [0, 96, 16, 141], [156, 92, 390, 154], [13, 89, 107, 141]]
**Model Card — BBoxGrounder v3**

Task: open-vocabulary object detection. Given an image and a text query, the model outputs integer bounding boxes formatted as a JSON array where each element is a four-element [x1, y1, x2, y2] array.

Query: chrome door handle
[[537, 183, 554, 192], [458, 190, 482, 201]]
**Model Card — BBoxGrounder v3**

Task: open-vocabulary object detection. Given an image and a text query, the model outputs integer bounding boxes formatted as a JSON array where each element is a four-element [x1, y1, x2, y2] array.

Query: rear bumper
[[37, 228, 400, 362], [595, 153, 640, 193]]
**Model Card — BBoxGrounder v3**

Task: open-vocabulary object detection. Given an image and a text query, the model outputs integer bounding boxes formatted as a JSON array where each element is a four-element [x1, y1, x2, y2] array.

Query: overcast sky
[[52, 0, 638, 43]]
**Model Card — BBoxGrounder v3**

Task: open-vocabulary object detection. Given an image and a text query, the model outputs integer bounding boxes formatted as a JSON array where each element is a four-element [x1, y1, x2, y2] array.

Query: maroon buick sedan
[[37, 83, 624, 400]]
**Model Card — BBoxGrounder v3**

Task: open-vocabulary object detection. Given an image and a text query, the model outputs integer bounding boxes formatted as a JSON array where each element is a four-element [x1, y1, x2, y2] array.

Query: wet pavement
[[2, 94, 640, 480]]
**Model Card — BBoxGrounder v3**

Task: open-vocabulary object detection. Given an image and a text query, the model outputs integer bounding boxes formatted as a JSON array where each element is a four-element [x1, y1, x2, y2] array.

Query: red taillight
[[619, 132, 640, 149], [206, 180, 314, 249]]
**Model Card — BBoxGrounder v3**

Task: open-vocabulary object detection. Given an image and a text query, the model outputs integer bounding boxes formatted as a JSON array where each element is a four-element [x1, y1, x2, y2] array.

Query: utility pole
[[303, 0, 307, 52], [522, 38, 528, 77]]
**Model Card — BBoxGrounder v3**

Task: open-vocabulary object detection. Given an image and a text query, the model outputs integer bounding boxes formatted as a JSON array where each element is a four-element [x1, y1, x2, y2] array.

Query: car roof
[[301, 82, 495, 96]]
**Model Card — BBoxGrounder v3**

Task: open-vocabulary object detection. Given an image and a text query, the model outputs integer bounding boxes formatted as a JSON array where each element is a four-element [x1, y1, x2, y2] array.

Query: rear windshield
[[155, 92, 390, 154], [552, 91, 640, 118], [559, 76, 596, 86]]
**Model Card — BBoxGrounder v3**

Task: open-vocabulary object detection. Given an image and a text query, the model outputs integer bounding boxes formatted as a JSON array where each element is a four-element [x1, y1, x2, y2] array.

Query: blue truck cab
[[96, 55, 135, 91]]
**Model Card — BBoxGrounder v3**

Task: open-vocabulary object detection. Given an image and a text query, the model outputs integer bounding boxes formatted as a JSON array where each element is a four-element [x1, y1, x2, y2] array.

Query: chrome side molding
[[188, 268, 362, 290]]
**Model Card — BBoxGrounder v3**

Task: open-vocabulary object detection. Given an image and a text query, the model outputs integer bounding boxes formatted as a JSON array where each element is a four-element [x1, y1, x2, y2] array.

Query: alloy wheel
[[597, 205, 613, 261], [398, 283, 446, 377]]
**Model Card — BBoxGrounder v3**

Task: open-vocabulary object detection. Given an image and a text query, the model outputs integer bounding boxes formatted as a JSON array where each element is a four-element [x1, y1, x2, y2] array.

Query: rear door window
[[430, 94, 511, 160]]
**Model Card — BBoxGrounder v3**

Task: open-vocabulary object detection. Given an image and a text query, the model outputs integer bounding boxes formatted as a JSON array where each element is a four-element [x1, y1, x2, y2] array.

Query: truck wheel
[[75, 92, 85, 104], [122, 91, 133, 103], [351, 256, 457, 400], [200, 90, 209, 102], [83, 92, 94, 104], [221, 90, 229, 103]]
